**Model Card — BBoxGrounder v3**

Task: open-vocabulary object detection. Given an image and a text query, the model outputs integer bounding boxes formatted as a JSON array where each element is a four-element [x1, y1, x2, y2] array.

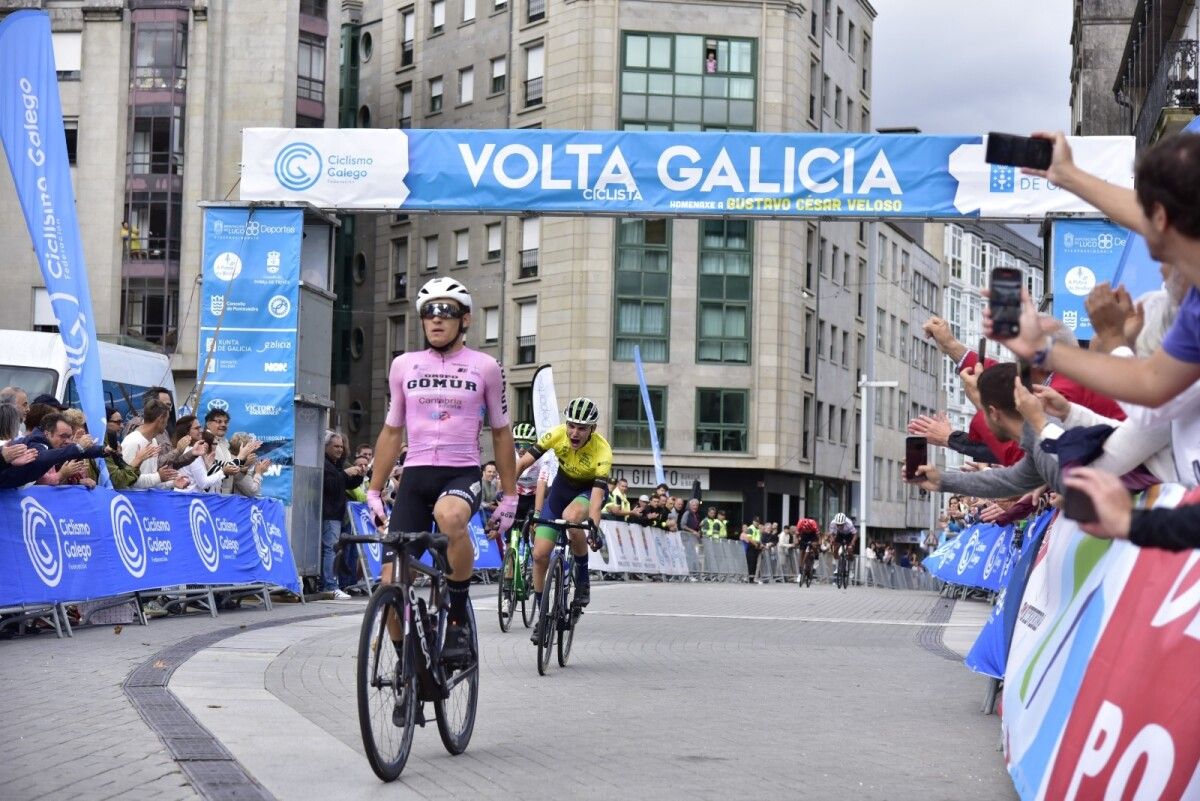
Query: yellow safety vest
[[610, 489, 631, 511], [745, 524, 761, 544]]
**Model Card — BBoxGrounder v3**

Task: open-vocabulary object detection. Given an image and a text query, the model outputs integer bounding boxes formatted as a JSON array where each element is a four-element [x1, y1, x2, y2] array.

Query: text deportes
[[458, 142, 903, 196]]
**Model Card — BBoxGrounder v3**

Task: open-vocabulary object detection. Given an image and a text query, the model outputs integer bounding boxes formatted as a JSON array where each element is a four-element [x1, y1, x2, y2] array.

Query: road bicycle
[[798, 543, 817, 587], [834, 542, 853, 590], [527, 516, 599, 676], [497, 518, 536, 632], [340, 529, 479, 782]]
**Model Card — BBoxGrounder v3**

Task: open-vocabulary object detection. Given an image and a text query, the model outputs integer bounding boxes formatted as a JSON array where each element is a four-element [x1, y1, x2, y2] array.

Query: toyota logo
[[207, 398, 229, 412]]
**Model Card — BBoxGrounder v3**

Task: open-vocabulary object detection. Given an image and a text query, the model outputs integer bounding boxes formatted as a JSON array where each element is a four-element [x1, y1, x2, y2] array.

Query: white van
[[0, 330, 174, 419]]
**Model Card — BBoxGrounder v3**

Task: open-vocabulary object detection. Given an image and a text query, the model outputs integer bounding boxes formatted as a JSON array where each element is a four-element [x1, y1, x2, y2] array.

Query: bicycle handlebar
[[526, 516, 598, 533], [336, 530, 450, 553]]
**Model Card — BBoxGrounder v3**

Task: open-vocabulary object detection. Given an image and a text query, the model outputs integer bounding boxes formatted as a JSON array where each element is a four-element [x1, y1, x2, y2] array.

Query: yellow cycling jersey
[[529, 424, 612, 489]]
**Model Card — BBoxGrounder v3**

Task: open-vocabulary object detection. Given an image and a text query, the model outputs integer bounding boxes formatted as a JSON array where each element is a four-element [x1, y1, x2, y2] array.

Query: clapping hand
[[2, 443, 36, 467]]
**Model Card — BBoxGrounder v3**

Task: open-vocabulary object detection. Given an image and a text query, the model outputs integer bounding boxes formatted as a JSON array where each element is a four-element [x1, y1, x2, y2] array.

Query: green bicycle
[[497, 520, 536, 632]]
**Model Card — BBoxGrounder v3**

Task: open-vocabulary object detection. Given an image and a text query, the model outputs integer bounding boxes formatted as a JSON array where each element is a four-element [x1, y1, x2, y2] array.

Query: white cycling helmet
[[564, 397, 600, 425], [415, 276, 473, 314], [832, 512, 848, 526]]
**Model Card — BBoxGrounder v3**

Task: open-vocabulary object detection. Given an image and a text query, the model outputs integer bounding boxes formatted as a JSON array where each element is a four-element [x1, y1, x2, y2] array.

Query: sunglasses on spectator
[[420, 302, 465, 320]]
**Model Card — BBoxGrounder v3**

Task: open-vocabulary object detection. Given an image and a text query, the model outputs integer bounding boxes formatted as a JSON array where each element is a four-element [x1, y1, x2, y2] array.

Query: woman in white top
[[174, 417, 224, 493]]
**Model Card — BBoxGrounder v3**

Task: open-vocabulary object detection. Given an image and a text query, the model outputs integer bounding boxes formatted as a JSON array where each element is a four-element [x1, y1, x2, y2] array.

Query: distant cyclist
[[365, 277, 518, 664], [514, 398, 611, 642], [828, 512, 857, 553], [509, 422, 552, 544]]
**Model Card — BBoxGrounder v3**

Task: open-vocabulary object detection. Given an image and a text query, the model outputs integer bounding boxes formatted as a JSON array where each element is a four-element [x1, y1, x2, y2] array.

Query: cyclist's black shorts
[[385, 465, 482, 559]]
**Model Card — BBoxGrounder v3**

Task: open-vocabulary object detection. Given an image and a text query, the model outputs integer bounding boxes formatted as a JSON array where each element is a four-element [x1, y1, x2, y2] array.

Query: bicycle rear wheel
[[557, 558, 576, 667], [435, 602, 479, 755], [537, 551, 560, 676], [520, 544, 536, 628], [498, 547, 516, 632], [356, 585, 416, 782]]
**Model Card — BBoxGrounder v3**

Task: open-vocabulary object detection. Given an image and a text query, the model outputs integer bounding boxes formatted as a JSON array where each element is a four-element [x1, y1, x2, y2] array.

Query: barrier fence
[[0, 486, 302, 637]]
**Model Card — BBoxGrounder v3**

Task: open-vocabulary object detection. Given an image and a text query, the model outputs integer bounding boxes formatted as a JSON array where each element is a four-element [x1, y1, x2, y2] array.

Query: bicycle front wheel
[[357, 585, 416, 782], [435, 601, 479, 755], [557, 560, 576, 668], [537, 551, 560, 676], [498, 547, 516, 632], [520, 545, 536, 628]]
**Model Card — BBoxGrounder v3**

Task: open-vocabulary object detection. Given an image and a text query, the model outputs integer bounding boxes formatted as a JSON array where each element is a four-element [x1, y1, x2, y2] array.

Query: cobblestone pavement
[[0, 583, 1014, 801]]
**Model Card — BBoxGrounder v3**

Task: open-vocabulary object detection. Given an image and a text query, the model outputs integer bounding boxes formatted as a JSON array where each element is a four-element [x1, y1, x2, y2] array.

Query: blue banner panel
[[347, 501, 499, 572], [1050, 220, 1133, 336], [198, 208, 303, 503], [0, 11, 109, 476], [0, 486, 300, 606], [348, 501, 383, 580]]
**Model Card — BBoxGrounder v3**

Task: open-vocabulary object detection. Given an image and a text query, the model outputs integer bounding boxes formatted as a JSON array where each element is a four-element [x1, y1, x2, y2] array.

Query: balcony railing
[[1136, 39, 1199, 147], [517, 335, 536, 364], [524, 76, 543, 107], [519, 248, 538, 278], [527, 0, 545, 22]]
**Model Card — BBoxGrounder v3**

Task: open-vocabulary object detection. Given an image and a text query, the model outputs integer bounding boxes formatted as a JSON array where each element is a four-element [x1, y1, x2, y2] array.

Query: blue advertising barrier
[[197, 207, 303, 503], [0, 11, 109, 480], [346, 502, 501, 576], [964, 510, 1054, 679], [923, 523, 1011, 590], [1050, 220, 1133, 337], [0, 487, 300, 607]]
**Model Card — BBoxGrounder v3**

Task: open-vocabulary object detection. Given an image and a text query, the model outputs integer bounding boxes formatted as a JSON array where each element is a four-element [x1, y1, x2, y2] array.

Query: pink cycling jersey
[[385, 346, 509, 467]]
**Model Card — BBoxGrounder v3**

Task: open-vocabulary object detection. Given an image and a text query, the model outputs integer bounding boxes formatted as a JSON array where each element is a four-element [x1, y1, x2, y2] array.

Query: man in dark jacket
[[322, 432, 364, 599], [0, 412, 106, 489]]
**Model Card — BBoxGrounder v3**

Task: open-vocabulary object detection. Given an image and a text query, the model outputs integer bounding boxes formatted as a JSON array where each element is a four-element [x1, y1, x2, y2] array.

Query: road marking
[[586, 610, 981, 627]]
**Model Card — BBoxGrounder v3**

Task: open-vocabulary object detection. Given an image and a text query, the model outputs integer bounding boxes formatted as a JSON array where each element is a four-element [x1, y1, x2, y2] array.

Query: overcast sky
[[870, 1, 1074, 135]]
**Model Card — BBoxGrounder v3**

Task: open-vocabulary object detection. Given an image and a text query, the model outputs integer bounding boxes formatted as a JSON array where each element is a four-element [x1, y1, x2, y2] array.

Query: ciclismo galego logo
[[357, 506, 382, 562], [250, 505, 272, 570], [274, 142, 322, 191], [22, 496, 63, 588], [190, 499, 221, 572], [110, 495, 147, 579]]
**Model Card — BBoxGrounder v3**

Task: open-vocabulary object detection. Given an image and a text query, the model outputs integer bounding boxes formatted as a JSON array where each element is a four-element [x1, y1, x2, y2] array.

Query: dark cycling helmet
[[564, 397, 600, 425], [512, 422, 537, 443]]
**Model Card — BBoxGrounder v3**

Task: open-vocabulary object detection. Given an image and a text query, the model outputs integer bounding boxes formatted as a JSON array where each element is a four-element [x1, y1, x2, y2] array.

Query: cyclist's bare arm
[[535, 476, 547, 515], [491, 425, 517, 496], [587, 485, 606, 527], [369, 424, 405, 494]]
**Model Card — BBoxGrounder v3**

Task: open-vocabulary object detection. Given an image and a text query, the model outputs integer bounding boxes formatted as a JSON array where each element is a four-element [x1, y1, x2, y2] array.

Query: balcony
[[516, 335, 536, 364], [1135, 39, 1199, 147], [519, 248, 538, 278], [524, 76, 543, 107], [527, 0, 545, 22]]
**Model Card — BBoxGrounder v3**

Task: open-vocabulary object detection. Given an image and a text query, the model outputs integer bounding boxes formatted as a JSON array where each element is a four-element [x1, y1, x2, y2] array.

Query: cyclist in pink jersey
[[366, 277, 518, 663]]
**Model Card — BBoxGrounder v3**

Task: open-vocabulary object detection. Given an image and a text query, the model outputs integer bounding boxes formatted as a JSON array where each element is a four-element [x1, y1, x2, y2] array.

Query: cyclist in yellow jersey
[[514, 397, 610, 638]]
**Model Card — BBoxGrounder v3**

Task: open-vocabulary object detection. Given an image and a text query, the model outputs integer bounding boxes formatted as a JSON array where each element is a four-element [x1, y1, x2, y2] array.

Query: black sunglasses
[[420, 302, 465, 320]]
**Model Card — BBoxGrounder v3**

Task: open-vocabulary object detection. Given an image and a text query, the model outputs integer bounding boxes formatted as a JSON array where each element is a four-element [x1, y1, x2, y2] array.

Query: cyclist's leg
[[431, 468, 483, 659], [531, 474, 572, 595], [561, 492, 592, 604]]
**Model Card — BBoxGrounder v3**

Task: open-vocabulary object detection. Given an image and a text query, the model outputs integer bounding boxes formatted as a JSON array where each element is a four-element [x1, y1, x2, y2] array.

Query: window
[[898, 391, 908, 432], [527, 0, 545, 23], [64, 120, 78, 165], [855, 335, 864, 387], [454, 229, 469, 265], [803, 310, 814, 375], [823, 0, 832, 29], [802, 394, 813, 458], [495, 0, 508, 8], [875, 307, 885, 349], [856, 258, 865, 317], [520, 217, 539, 277], [836, 8, 844, 43], [524, 44, 544, 107], [861, 34, 871, 91], [853, 412, 860, 468], [613, 385, 666, 449], [429, 76, 443, 112], [129, 108, 183, 174], [516, 299, 537, 364], [297, 33, 326, 102], [808, 59, 819, 121], [830, 245, 840, 282], [816, 401, 825, 440], [431, 0, 445, 34], [698, 220, 751, 363], [830, 325, 839, 362], [424, 235, 438, 270], [696, 389, 747, 452], [463, 0, 476, 21], [834, 86, 843, 125], [818, 321, 826, 360], [847, 98, 855, 132], [486, 222, 502, 260], [945, 224, 963, 280], [459, 66, 474, 104], [822, 74, 830, 114], [877, 233, 887, 276], [620, 33, 756, 132], [861, 106, 869, 132], [391, 237, 409, 299], [398, 84, 413, 127], [848, 21, 856, 57], [827, 403, 836, 441], [819, 236, 827, 275], [888, 314, 897, 356], [400, 9, 415, 67], [52, 32, 82, 79], [840, 408, 848, 444], [842, 252, 851, 287], [841, 330, 850, 368], [872, 457, 883, 499], [484, 306, 499, 342], [513, 385, 532, 425], [389, 315, 407, 360], [614, 219, 670, 362], [899, 321, 909, 359], [491, 56, 507, 93], [805, 225, 817, 290]]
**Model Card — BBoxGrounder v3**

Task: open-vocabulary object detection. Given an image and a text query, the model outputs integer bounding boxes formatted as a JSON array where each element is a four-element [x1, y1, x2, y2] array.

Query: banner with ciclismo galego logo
[[0, 486, 299, 606], [0, 12, 110, 479], [241, 127, 1135, 221], [197, 207, 303, 503], [347, 502, 501, 577]]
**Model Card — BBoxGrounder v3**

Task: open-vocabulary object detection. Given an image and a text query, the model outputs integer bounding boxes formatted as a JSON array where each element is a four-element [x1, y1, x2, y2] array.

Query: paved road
[[0, 583, 1014, 801]]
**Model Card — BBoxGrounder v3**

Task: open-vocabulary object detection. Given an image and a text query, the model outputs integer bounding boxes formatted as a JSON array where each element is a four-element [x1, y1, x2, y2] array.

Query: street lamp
[[858, 378, 898, 585]]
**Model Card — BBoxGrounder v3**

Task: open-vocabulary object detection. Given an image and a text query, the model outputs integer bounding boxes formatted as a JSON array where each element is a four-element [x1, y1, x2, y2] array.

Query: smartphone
[[904, 436, 928, 481], [976, 336, 987, 366], [989, 267, 1024, 339], [985, 132, 1053, 171], [1063, 486, 1099, 524]]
